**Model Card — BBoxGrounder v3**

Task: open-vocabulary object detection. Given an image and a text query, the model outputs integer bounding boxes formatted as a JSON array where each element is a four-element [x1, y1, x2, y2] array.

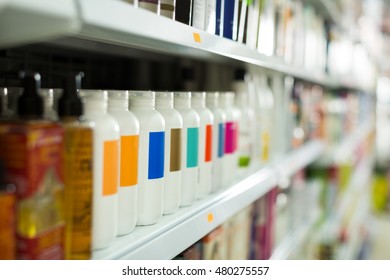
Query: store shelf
[[270, 210, 320, 260], [0, 0, 370, 92], [92, 140, 324, 260]]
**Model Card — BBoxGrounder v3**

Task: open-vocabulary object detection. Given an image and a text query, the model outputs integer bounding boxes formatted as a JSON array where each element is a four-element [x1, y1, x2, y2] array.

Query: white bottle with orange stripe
[[80, 90, 120, 250], [191, 92, 214, 199], [107, 91, 140, 236]]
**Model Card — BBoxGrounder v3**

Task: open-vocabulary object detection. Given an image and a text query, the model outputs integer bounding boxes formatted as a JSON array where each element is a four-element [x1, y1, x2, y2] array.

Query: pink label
[[233, 122, 238, 152], [224, 122, 235, 154]]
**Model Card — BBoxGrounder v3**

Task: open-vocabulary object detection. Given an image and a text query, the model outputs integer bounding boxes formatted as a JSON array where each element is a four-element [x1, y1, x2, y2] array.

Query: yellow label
[[193, 32, 201, 43], [261, 132, 270, 162], [103, 140, 119, 196], [120, 135, 139, 187]]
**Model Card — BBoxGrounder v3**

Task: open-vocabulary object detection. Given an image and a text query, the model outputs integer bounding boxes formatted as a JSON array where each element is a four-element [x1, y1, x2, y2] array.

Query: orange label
[[120, 135, 139, 187], [205, 125, 212, 162], [207, 212, 214, 223], [193, 32, 201, 43], [103, 140, 119, 196]]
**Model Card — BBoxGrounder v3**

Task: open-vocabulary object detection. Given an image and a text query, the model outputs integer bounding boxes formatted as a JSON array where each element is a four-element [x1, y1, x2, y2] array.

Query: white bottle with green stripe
[[174, 92, 200, 206]]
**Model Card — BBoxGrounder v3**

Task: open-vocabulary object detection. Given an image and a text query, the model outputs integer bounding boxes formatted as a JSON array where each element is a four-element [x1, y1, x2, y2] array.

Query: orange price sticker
[[193, 32, 201, 43], [207, 213, 214, 223]]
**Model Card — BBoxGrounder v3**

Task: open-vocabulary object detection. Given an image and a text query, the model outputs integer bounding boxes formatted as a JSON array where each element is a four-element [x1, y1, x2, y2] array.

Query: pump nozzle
[[58, 72, 84, 118], [17, 71, 43, 118]]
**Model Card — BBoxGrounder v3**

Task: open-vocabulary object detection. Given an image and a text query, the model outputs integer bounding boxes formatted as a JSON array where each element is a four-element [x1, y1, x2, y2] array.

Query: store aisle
[[368, 214, 390, 259]]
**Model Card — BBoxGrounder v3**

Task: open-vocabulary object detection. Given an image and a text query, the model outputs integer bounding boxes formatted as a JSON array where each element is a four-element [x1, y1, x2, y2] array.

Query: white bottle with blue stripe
[[129, 91, 165, 225], [206, 92, 226, 192], [174, 92, 200, 206]]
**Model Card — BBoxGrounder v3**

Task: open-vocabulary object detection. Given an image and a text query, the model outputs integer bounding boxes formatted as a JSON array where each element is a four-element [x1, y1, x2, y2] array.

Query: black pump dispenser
[[17, 72, 44, 118], [58, 72, 84, 118]]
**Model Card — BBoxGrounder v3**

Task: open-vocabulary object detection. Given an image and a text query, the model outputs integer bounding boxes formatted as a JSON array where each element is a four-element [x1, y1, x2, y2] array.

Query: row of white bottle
[[80, 90, 255, 251]]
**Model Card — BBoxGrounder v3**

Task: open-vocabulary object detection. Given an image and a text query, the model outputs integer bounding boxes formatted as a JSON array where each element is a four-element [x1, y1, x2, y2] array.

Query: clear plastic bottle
[[206, 92, 226, 192], [58, 73, 93, 260], [174, 92, 200, 206], [107, 90, 140, 235], [191, 92, 213, 199], [219, 92, 241, 187], [129, 91, 165, 225], [39, 89, 62, 121], [80, 90, 120, 250], [155, 92, 183, 214]]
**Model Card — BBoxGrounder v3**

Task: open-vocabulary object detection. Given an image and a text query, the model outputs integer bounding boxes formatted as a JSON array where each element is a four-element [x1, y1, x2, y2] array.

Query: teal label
[[186, 127, 199, 168]]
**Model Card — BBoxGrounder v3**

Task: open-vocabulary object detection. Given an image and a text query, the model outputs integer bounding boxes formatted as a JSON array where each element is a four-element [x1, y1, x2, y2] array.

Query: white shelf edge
[[0, 0, 372, 92], [92, 140, 324, 260]]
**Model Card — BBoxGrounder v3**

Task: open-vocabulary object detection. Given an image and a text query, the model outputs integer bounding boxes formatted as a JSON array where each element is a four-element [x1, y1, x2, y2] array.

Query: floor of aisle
[[368, 213, 390, 259]]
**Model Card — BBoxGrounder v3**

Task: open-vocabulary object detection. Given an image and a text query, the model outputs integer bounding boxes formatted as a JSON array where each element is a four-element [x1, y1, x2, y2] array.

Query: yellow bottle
[[58, 73, 93, 260]]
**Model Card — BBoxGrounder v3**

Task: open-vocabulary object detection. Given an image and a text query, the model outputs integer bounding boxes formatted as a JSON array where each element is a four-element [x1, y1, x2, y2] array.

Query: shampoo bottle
[[58, 73, 93, 259], [205, 92, 226, 192], [155, 92, 183, 214], [191, 92, 213, 199], [174, 92, 200, 206], [80, 90, 120, 250], [107, 91, 139, 235], [129, 91, 165, 225]]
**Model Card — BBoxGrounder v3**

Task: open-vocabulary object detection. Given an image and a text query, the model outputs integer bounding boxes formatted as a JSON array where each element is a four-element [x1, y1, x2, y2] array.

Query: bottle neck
[[129, 98, 155, 110], [155, 98, 173, 109], [219, 96, 233, 109], [192, 97, 205, 109], [206, 96, 218, 108], [108, 99, 129, 111], [84, 100, 107, 115], [174, 98, 190, 109]]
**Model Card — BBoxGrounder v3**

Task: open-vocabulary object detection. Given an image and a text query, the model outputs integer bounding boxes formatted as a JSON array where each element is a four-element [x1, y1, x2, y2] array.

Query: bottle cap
[[17, 72, 43, 118], [58, 72, 84, 117]]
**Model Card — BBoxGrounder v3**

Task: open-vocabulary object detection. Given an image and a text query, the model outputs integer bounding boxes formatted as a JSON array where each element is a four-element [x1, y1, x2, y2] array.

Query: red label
[[17, 224, 65, 260], [205, 125, 212, 162]]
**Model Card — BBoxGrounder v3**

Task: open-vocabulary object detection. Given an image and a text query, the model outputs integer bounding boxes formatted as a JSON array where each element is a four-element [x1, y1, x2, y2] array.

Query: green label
[[186, 127, 199, 168], [239, 156, 251, 167]]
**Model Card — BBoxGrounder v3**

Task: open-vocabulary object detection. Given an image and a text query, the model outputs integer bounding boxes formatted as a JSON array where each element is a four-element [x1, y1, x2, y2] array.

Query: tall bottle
[[139, 0, 160, 13], [160, 0, 175, 19], [129, 91, 165, 225], [206, 92, 225, 192], [219, 92, 241, 187], [174, 92, 200, 206], [107, 91, 139, 235], [155, 92, 183, 214], [80, 90, 120, 250], [0, 73, 65, 259], [0, 161, 16, 259], [232, 69, 255, 173], [58, 73, 93, 260], [191, 92, 213, 199]]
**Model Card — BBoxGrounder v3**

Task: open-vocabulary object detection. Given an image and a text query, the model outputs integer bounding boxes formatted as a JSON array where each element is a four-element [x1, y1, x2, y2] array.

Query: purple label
[[224, 122, 235, 154]]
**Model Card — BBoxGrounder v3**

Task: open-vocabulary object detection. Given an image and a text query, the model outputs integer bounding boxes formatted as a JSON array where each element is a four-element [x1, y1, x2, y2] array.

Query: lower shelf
[[92, 140, 325, 260]]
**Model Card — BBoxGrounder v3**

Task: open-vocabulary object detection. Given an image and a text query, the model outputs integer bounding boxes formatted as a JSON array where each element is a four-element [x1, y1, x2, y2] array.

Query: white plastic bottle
[[191, 92, 214, 199], [174, 92, 200, 206], [206, 92, 226, 192], [80, 90, 120, 250], [129, 91, 165, 225], [219, 92, 241, 187], [107, 90, 140, 235], [155, 92, 183, 214], [232, 70, 256, 174]]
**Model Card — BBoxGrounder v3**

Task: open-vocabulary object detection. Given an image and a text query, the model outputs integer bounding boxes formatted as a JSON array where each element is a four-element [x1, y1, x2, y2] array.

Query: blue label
[[148, 131, 165, 179], [216, 0, 222, 35], [223, 0, 235, 39], [218, 123, 224, 158], [187, 127, 199, 168]]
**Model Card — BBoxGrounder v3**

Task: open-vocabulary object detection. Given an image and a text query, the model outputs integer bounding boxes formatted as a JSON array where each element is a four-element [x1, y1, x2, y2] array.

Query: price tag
[[193, 32, 201, 43]]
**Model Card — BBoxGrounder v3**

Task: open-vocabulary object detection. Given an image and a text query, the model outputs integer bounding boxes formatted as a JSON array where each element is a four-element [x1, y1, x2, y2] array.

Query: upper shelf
[[0, 0, 371, 92], [92, 140, 324, 260]]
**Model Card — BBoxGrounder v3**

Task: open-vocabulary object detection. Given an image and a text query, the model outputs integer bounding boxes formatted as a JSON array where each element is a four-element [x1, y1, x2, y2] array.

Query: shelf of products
[[0, 0, 372, 92], [92, 140, 324, 260]]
